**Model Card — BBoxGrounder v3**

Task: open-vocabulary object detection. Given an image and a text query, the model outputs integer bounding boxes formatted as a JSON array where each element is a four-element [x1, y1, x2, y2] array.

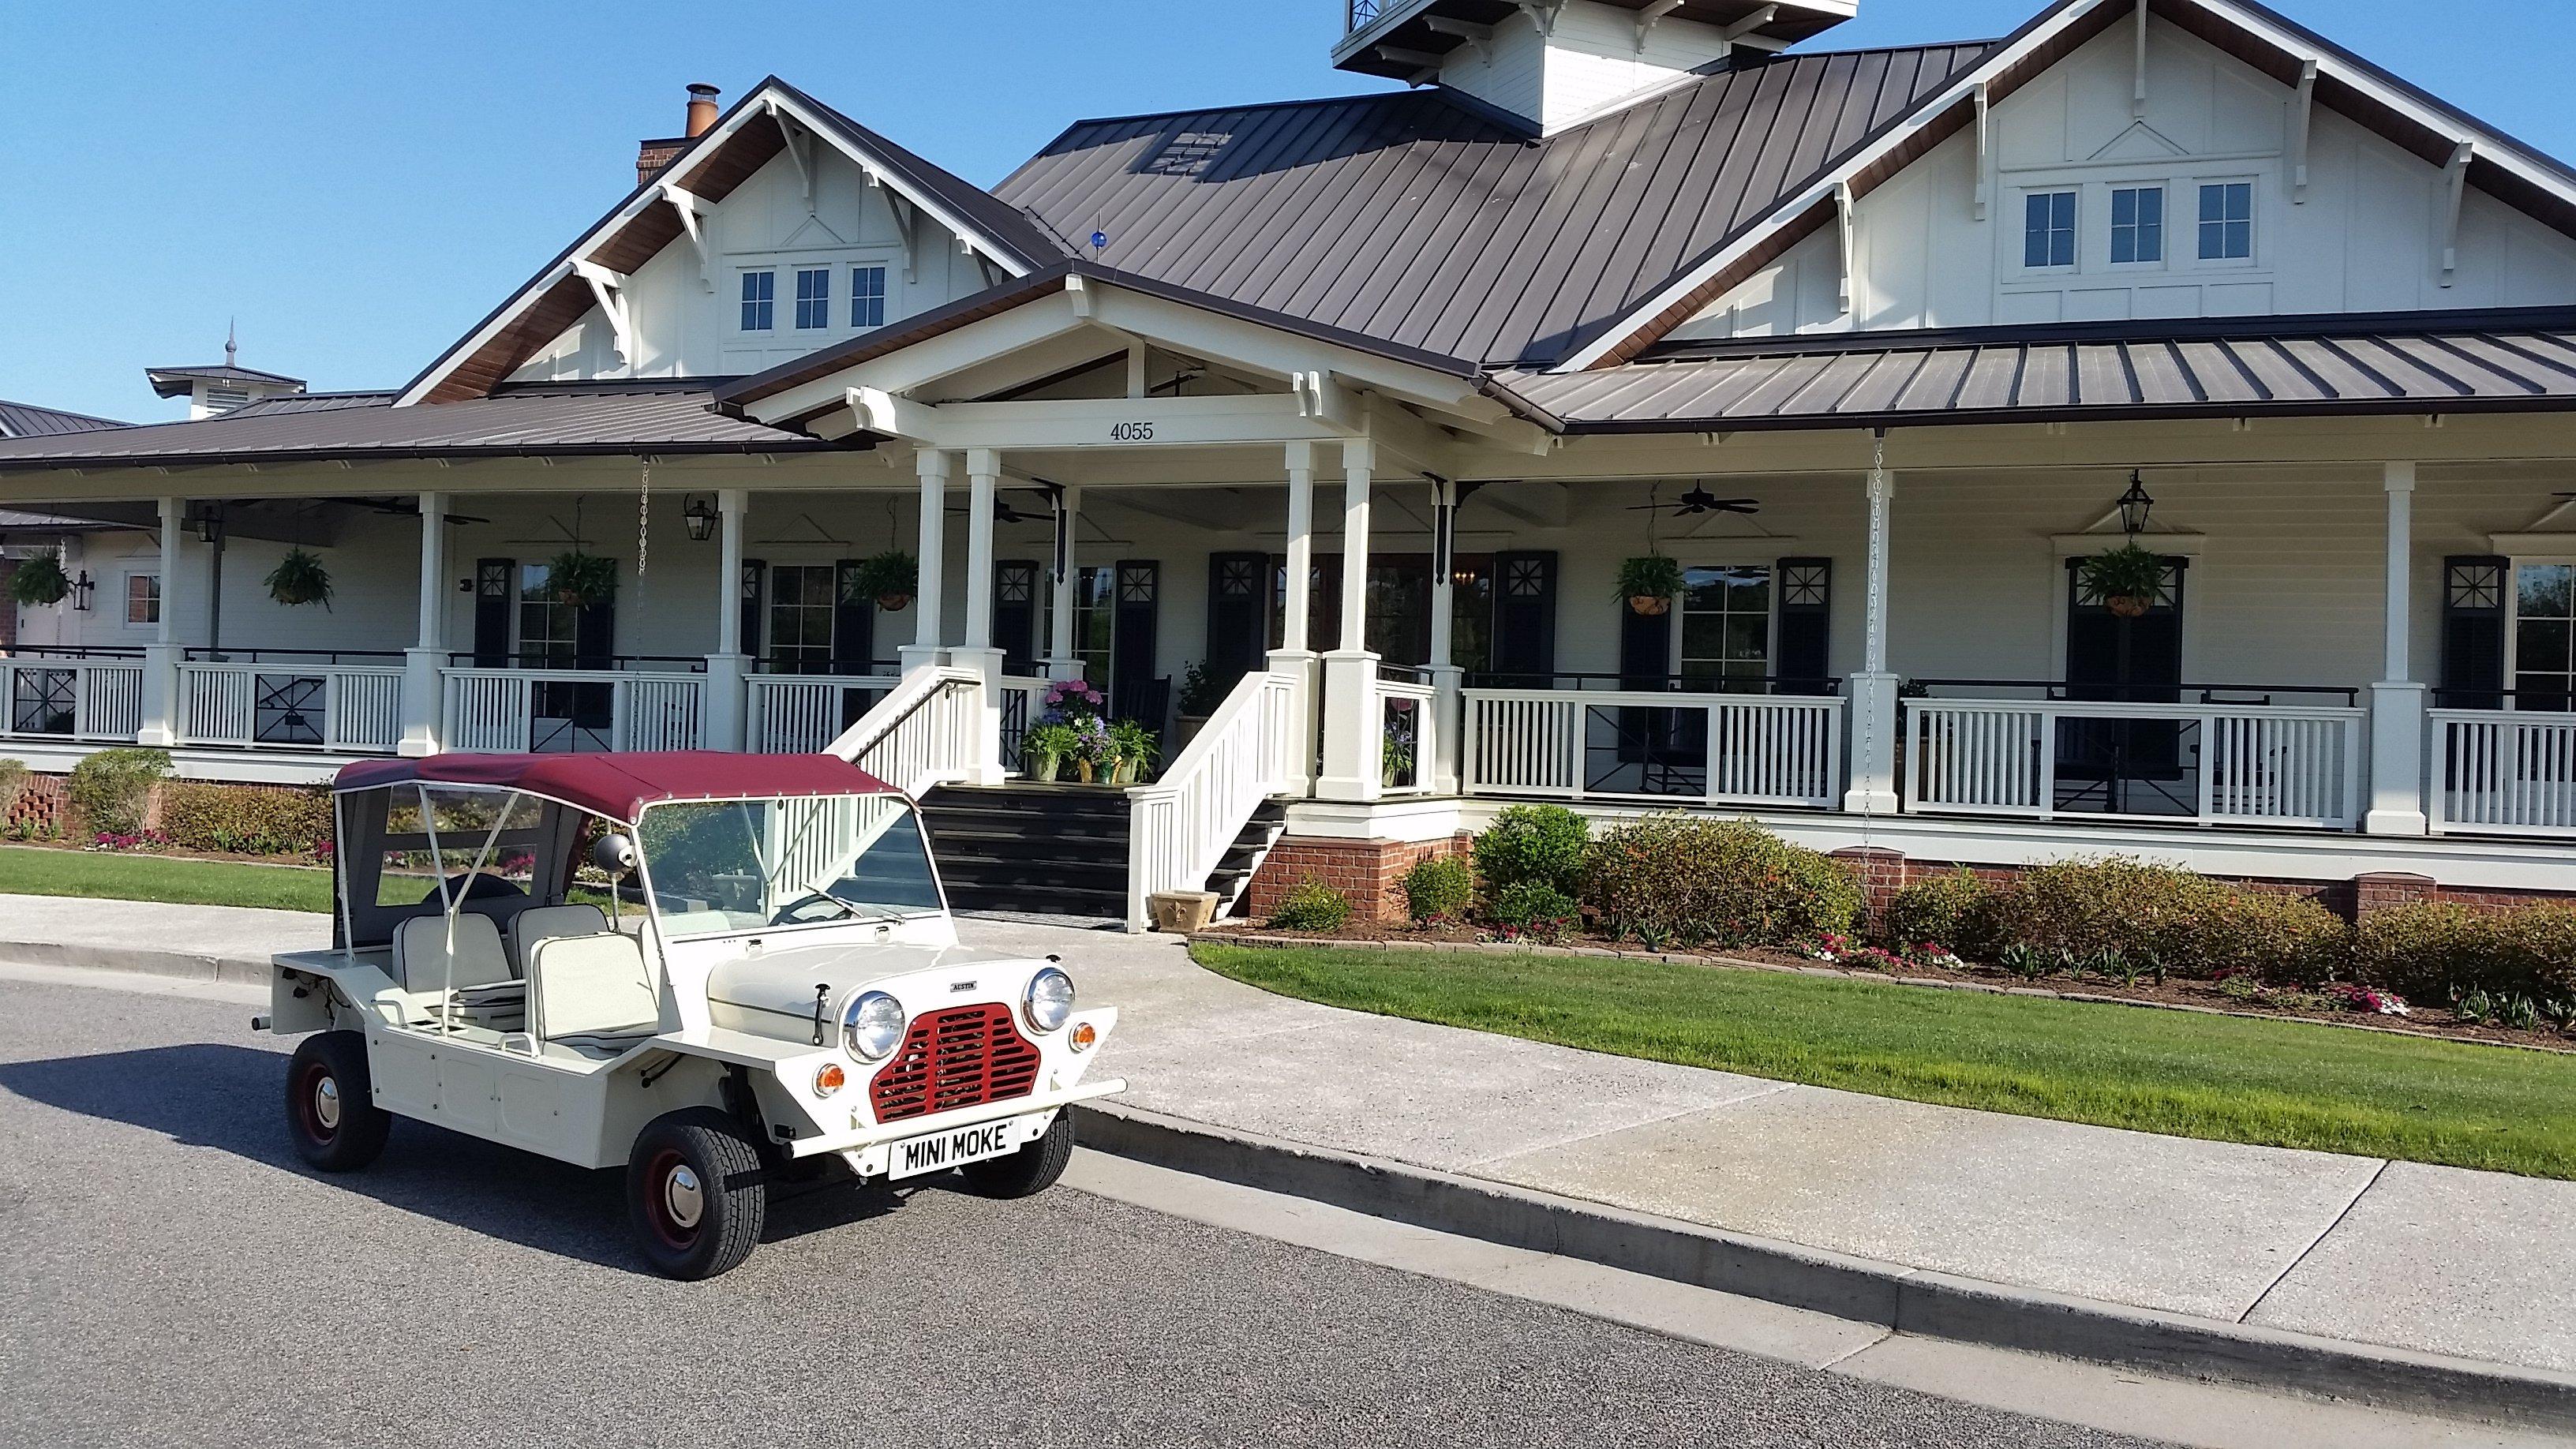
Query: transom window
[[2110, 186, 2165, 264], [767, 564, 836, 673], [851, 266, 888, 329], [793, 268, 832, 329], [2514, 563, 2575, 712], [516, 563, 578, 666], [124, 572, 160, 627], [1677, 565, 1772, 692], [739, 270, 776, 331], [2024, 190, 2077, 269], [2198, 182, 2253, 260]]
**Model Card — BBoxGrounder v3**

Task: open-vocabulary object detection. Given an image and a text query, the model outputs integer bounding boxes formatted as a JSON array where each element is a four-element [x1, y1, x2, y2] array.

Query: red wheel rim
[[642, 1148, 702, 1249]]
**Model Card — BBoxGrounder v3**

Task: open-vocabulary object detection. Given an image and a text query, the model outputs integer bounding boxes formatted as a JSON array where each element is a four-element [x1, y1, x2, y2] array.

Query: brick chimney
[[636, 83, 721, 186]]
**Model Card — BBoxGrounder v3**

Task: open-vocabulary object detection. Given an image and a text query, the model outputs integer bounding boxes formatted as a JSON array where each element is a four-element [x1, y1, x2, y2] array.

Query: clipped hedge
[[159, 782, 334, 857], [2357, 901, 2576, 1002], [65, 747, 169, 837], [1984, 856, 2345, 984], [1876, 869, 2002, 958], [1471, 804, 1590, 900], [1586, 815, 1860, 947]]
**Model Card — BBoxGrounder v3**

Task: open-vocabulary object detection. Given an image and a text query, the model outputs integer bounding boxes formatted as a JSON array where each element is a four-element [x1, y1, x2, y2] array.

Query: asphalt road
[[0, 974, 2165, 1449]]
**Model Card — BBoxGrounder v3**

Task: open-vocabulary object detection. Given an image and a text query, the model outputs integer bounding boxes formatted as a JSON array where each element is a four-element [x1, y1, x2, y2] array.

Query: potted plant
[[1174, 660, 1222, 747], [544, 550, 620, 608], [1068, 717, 1114, 784], [848, 551, 917, 612], [264, 548, 335, 608], [1040, 678, 1105, 724], [1022, 721, 1079, 783], [2080, 543, 2166, 618], [1616, 555, 1685, 616], [1108, 719, 1160, 785], [1383, 700, 1419, 786], [9, 554, 71, 607]]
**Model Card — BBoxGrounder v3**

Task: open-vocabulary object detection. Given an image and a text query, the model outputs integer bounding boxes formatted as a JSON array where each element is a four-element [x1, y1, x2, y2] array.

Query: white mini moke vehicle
[[257, 751, 1123, 1279]]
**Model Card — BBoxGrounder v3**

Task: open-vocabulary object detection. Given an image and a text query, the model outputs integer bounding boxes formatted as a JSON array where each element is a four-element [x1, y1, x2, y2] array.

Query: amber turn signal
[[1069, 1022, 1098, 1053], [813, 1062, 848, 1097]]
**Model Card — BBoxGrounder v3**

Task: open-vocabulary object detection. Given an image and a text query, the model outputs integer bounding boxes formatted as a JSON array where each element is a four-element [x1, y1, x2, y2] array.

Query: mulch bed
[[1196, 923, 2576, 1055]]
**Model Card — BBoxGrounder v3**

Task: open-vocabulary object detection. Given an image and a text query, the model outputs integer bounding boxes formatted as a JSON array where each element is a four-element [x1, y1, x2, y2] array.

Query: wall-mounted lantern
[[69, 570, 95, 612]]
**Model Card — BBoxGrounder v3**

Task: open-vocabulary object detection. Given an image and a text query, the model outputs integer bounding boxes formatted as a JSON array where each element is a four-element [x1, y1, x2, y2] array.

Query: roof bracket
[[659, 183, 717, 292], [1376, 44, 1448, 84], [2132, 0, 2150, 118], [1834, 181, 1857, 314], [2441, 140, 2474, 286], [867, 169, 922, 283], [1972, 81, 1992, 221], [2289, 59, 2317, 203], [1719, 4, 1780, 43], [767, 102, 818, 216], [1631, 0, 1684, 55], [1424, 15, 1494, 64], [1513, 1, 1563, 39], [570, 260, 636, 365]]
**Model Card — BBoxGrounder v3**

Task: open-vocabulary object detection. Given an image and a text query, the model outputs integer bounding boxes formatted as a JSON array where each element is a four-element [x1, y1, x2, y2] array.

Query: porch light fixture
[[189, 503, 226, 545], [2116, 473, 2155, 536], [69, 570, 95, 612], [683, 495, 717, 543]]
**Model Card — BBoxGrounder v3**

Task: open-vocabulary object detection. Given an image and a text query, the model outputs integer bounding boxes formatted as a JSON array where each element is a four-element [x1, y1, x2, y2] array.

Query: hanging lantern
[[2116, 472, 2155, 536], [683, 495, 717, 542]]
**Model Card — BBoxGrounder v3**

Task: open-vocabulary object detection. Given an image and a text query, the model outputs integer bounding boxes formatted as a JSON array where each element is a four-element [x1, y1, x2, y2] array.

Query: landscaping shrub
[[1471, 804, 1590, 899], [1267, 878, 1353, 932], [1585, 815, 1861, 947], [1982, 857, 2343, 983], [2189, 889, 2349, 987], [159, 782, 334, 856], [1401, 855, 1472, 925], [1486, 882, 1578, 937], [64, 748, 169, 837], [0, 758, 24, 808], [1876, 869, 2001, 958], [2357, 901, 2576, 1002]]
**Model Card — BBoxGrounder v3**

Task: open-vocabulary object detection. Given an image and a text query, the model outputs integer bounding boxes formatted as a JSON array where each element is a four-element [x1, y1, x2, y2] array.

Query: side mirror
[[593, 833, 638, 877]]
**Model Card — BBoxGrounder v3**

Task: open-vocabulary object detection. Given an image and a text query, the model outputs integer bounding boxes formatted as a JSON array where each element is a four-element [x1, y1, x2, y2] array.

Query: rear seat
[[392, 914, 526, 1029]]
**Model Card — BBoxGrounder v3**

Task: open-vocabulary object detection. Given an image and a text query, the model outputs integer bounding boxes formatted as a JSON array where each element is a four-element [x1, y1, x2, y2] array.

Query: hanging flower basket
[[846, 551, 917, 613], [544, 551, 620, 608], [9, 553, 71, 607], [2080, 542, 2166, 619], [1615, 555, 1685, 616], [264, 548, 335, 608]]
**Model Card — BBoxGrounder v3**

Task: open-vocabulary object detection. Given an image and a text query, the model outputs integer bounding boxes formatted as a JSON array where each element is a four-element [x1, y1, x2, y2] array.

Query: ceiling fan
[[1628, 486, 1758, 518], [330, 496, 492, 526], [945, 498, 1043, 525]]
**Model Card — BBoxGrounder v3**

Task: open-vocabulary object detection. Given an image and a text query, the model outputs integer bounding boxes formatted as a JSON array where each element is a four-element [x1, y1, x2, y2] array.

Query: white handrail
[[1461, 686, 1844, 809], [176, 661, 406, 753], [747, 672, 900, 754], [0, 657, 146, 743], [2429, 708, 2576, 837], [1127, 670, 1297, 930], [440, 666, 705, 754], [826, 665, 983, 796]]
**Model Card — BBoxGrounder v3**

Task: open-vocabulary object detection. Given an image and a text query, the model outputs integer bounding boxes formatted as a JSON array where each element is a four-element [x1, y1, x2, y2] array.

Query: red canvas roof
[[333, 752, 895, 824]]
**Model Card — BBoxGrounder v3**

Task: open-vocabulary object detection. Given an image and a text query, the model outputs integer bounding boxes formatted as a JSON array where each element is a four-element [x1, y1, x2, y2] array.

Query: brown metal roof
[[992, 43, 1990, 369], [0, 383, 838, 471], [0, 399, 126, 440], [1500, 311, 2576, 430]]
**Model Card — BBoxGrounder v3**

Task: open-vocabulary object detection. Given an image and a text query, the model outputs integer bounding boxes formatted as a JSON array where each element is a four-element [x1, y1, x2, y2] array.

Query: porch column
[[2365, 461, 2430, 834], [1046, 485, 1083, 681], [1426, 476, 1463, 795], [1266, 442, 1320, 793], [398, 491, 447, 757], [1841, 440, 1900, 814], [703, 487, 751, 751], [953, 447, 1008, 784], [136, 496, 183, 747], [1316, 439, 1381, 803], [899, 448, 950, 675]]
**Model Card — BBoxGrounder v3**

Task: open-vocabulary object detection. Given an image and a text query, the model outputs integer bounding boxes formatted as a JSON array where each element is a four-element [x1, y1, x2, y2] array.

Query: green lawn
[[0, 845, 332, 913], [1193, 942, 2576, 1180]]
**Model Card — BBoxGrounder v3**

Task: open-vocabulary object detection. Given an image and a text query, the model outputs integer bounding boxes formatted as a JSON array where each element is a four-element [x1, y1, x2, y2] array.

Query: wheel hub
[[311, 1073, 341, 1133], [663, 1164, 704, 1231]]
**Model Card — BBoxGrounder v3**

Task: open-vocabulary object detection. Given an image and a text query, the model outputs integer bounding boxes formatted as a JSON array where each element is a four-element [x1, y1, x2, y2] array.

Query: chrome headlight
[[1024, 967, 1076, 1033], [842, 990, 906, 1061]]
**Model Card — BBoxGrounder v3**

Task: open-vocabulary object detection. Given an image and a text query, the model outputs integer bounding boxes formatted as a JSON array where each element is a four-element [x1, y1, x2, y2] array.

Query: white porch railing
[[1379, 675, 1438, 796], [2429, 708, 2576, 837], [440, 668, 706, 754], [1903, 697, 2365, 829], [1128, 670, 1298, 929], [1461, 687, 1845, 809], [0, 656, 145, 743], [826, 666, 983, 796], [176, 661, 405, 753], [746, 673, 900, 754]]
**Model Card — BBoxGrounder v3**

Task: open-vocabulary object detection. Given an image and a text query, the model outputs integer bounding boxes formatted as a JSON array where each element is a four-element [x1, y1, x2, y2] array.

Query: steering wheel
[[418, 873, 526, 908], [769, 893, 855, 927]]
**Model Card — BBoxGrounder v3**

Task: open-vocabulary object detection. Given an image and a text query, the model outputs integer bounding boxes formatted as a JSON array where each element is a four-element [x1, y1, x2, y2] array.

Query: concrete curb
[[1073, 1102, 2576, 1436], [0, 936, 274, 987]]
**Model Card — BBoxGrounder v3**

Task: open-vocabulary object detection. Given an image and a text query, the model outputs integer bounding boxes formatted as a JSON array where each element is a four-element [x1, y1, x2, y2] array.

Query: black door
[[2062, 556, 2186, 810]]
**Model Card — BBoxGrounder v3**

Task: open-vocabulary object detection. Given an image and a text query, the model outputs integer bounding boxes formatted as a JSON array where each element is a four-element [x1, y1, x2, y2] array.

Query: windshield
[[638, 794, 945, 938]]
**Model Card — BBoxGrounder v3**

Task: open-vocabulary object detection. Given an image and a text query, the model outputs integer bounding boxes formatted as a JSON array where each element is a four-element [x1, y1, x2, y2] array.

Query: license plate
[[886, 1118, 1024, 1180]]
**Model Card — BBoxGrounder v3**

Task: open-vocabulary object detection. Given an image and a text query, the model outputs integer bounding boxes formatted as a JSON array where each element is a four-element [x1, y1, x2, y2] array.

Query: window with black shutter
[[995, 560, 1040, 672], [832, 560, 875, 675], [1205, 551, 1268, 692], [738, 559, 766, 659], [1486, 551, 1556, 687], [472, 559, 513, 667], [2439, 556, 2507, 710], [1775, 557, 1832, 695], [1111, 560, 1162, 723]]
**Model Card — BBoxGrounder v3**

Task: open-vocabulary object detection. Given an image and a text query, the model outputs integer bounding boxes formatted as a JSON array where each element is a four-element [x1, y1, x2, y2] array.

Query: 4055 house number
[[1107, 420, 1155, 441]]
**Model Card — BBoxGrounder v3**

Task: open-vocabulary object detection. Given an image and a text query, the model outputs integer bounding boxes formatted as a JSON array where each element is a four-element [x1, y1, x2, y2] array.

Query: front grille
[[869, 1003, 1042, 1125]]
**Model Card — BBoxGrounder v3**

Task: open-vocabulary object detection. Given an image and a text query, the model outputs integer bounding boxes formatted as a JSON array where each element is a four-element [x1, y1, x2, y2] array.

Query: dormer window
[[2110, 187, 2165, 264], [794, 268, 832, 329], [739, 270, 776, 331], [2199, 182, 2253, 260], [2023, 191, 2077, 269], [851, 266, 887, 329]]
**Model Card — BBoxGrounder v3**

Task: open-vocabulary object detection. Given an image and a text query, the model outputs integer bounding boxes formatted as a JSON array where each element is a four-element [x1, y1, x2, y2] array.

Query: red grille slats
[[869, 1003, 1041, 1125]]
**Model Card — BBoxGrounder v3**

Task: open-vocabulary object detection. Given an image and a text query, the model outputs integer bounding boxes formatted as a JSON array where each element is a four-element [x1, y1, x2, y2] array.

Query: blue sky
[[4, 1, 2570, 421]]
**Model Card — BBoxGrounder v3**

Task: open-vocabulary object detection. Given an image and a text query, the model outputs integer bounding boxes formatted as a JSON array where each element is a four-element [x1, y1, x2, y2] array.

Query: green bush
[[2357, 902, 2576, 1002], [1585, 815, 1861, 947], [1986, 857, 2344, 983], [1268, 878, 1353, 933], [65, 748, 170, 837], [159, 782, 334, 856], [0, 758, 25, 807], [1877, 869, 2001, 957], [1401, 855, 1473, 924], [1471, 804, 1590, 899], [1488, 881, 1578, 934]]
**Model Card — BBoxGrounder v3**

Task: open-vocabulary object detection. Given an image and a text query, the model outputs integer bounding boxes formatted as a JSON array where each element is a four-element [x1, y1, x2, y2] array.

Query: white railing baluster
[[1459, 687, 1844, 809], [2429, 708, 2576, 837], [1126, 670, 1297, 929]]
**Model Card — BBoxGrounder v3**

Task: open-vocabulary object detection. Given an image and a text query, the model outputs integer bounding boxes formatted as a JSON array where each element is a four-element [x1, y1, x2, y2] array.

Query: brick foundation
[[1247, 833, 1472, 923], [2, 773, 66, 838]]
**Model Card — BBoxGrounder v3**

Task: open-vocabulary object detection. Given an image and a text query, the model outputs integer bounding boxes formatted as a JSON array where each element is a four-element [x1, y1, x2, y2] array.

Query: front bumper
[[830, 1077, 1127, 1178], [781, 1003, 1121, 1159]]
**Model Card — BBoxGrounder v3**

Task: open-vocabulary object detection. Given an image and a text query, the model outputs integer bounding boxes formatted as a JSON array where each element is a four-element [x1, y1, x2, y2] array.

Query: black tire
[[285, 1031, 391, 1172], [958, 1113, 1073, 1200], [626, 1107, 767, 1280]]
